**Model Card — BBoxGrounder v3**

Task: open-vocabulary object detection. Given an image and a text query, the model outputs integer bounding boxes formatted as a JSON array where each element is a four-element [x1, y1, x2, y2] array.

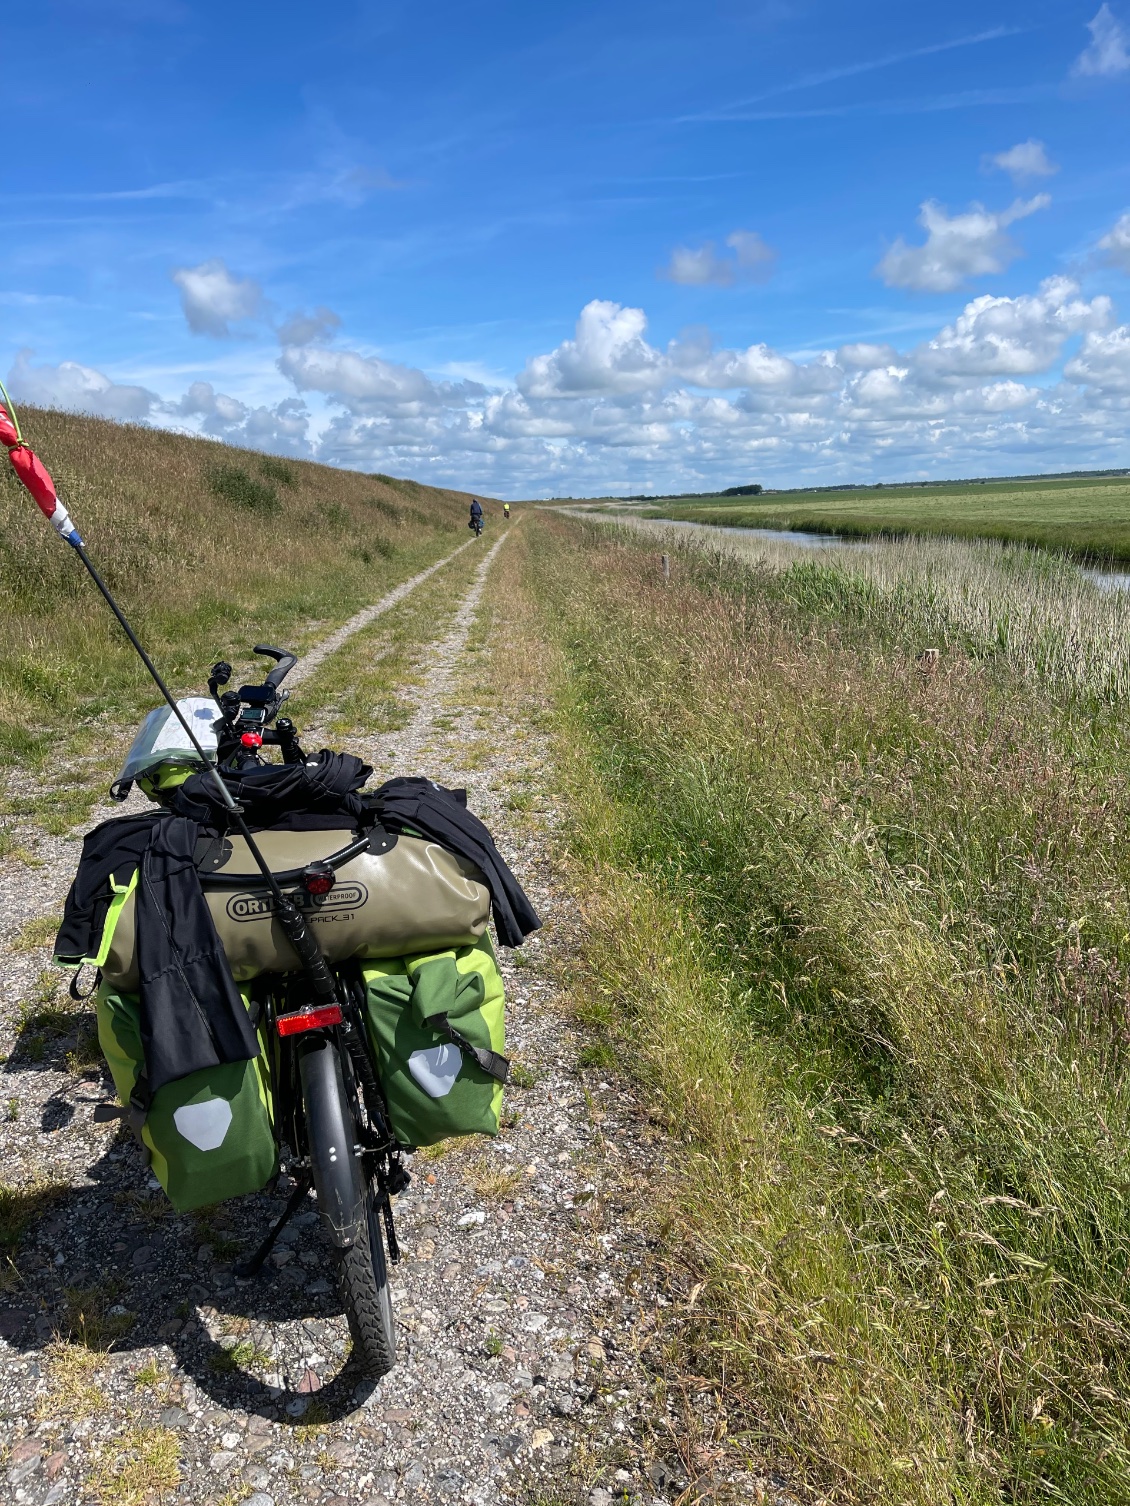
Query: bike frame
[[255, 966, 405, 1258]]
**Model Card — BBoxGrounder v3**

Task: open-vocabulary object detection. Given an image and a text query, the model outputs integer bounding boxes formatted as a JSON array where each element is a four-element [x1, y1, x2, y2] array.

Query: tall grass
[[524, 513, 1130, 1504], [0, 407, 491, 784]]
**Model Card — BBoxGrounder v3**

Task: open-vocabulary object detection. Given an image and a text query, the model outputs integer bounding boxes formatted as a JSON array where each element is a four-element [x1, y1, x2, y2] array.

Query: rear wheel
[[298, 1036, 396, 1377], [335, 1178, 396, 1377]]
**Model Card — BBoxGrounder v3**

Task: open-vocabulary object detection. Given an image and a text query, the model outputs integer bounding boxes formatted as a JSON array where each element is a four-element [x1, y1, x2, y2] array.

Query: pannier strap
[[430, 1015, 510, 1084], [128, 1072, 153, 1139], [198, 830, 380, 890]]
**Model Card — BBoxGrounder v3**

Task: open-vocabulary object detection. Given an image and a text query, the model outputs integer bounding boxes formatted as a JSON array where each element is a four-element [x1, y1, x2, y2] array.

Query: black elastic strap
[[429, 1016, 510, 1083], [69, 965, 100, 1001], [127, 1073, 152, 1141]]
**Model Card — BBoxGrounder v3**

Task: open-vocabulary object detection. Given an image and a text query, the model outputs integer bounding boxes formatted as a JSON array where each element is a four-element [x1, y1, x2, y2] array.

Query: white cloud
[[7, 351, 158, 420], [1073, 4, 1130, 77], [277, 306, 342, 347], [1098, 212, 1130, 272], [172, 258, 264, 337], [278, 344, 484, 414], [275, 281, 1128, 489], [838, 342, 900, 370], [176, 380, 249, 425], [175, 380, 311, 453], [664, 230, 776, 287], [518, 301, 668, 397], [1064, 326, 1130, 393], [878, 195, 1050, 292], [985, 140, 1058, 181], [912, 277, 1111, 380], [21, 260, 1130, 495]]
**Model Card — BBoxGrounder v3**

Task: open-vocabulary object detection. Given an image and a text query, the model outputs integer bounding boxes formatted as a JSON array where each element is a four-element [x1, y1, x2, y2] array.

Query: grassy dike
[[0, 408, 498, 832], [501, 512, 1130, 1504]]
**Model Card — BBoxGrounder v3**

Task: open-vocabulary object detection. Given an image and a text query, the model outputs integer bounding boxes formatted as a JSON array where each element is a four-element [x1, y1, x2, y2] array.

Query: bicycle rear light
[[276, 1004, 343, 1036]]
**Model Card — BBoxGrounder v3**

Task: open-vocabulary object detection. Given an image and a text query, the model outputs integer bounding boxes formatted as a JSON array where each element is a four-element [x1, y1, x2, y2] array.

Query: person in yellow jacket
[[503, 503, 511, 519]]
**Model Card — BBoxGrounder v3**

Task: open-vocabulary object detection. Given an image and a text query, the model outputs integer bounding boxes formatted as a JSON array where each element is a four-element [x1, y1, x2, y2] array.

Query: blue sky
[[3, 0, 1130, 497]]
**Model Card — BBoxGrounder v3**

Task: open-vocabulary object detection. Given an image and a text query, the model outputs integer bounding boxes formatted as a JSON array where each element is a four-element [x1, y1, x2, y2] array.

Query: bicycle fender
[[298, 1037, 364, 1249]]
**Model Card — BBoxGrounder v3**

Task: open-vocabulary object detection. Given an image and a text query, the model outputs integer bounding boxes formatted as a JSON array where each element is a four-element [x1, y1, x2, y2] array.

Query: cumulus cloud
[[664, 230, 776, 287], [278, 344, 485, 414], [1098, 212, 1130, 272], [838, 342, 900, 369], [172, 258, 264, 336], [912, 277, 1111, 380], [175, 380, 311, 452], [518, 301, 668, 397], [21, 256, 1130, 494], [1064, 325, 1130, 394], [277, 306, 342, 346], [985, 140, 1058, 181], [275, 277, 1129, 489], [7, 351, 158, 420], [1073, 4, 1130, 77], [176, 380, 249, 425], [878, 195, 1050, 292]]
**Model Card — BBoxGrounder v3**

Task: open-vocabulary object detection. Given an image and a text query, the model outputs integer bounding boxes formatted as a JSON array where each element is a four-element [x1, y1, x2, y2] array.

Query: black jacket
[[371, 778, 541, 948], [55, 812, 258, 1094]]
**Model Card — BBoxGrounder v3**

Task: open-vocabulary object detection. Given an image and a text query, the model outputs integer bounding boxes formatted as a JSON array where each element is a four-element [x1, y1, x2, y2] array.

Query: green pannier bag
[[362, 936, 507, 1148], [96, 983, 278, 1212]]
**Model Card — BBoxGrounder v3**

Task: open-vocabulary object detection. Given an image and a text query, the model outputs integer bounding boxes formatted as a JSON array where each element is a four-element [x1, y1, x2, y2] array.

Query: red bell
[[241, 731, 263, 748]]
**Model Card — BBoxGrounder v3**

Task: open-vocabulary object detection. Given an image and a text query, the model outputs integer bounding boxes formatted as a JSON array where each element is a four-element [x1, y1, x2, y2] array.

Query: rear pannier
[[361, 935, 507, 1148], [96, 982, 278, 1212]]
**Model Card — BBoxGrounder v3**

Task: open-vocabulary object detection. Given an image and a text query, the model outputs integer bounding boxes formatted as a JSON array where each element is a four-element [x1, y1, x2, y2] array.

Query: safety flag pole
[[0, 382, 341, 1005]]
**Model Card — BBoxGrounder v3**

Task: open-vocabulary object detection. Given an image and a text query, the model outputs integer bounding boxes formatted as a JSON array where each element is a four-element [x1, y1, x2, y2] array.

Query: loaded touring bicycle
[[0, 390, 539, 1379], [53, 645, 539, 1380]]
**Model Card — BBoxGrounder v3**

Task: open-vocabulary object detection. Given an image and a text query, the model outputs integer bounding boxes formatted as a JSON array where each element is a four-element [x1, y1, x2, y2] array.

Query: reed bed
[[610, 514, 1130, 701]]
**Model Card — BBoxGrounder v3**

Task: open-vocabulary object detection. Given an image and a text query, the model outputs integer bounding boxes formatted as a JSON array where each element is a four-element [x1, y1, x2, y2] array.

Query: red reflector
[[276, 1004, 343, 1036], [241, 731, 263, 748]]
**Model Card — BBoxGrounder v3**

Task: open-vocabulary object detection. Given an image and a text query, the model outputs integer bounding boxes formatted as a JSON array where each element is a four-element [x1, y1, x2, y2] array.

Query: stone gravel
[[0, 528, 790, 1505]]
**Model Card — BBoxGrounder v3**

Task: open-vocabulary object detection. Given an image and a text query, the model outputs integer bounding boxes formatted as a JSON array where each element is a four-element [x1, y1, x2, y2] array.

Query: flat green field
[[639, 473, 1130, 562]]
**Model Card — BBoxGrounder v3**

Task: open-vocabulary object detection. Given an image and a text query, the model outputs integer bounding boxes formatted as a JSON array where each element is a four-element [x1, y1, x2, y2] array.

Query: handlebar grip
[[253, 644, 298, 689]]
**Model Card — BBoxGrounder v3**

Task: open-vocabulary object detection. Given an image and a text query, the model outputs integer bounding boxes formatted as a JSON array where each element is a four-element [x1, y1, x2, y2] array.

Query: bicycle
[[109, 649, 414, 1376], [210, 649, 403, 1374]]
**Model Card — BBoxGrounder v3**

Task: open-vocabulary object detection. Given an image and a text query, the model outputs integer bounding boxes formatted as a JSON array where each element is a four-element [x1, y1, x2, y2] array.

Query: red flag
[[1, 404, 83, 545]]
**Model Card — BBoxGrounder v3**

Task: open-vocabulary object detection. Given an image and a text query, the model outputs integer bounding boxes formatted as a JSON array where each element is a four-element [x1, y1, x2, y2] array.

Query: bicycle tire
[[335, 1177, 396, 1377]]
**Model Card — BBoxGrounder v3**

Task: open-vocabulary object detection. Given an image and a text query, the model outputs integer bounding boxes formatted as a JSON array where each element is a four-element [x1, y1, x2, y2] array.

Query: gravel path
[[0, 527, 777, 1506], [284, 538, 476, 690]]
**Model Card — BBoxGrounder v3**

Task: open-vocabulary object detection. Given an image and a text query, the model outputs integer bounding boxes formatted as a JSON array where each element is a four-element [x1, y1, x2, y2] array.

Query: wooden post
[[661, 553, 670, 585], [916, 647, 939, 681]]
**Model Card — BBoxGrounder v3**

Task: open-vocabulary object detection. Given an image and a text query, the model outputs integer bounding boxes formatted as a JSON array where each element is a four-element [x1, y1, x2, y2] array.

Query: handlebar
[[253, 644, 298, 690], [210, 644, 305, 768]]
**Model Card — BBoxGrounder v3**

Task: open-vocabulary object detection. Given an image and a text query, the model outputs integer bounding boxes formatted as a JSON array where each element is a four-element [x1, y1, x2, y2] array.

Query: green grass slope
[[0, 407, 495, 794], [522, 511, 1130, 1504], [641, 473, 1130, 562]]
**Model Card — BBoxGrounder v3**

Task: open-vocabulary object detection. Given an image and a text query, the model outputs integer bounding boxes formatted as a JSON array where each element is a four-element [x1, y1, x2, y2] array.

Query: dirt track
[[0, 525, 701, 1506]]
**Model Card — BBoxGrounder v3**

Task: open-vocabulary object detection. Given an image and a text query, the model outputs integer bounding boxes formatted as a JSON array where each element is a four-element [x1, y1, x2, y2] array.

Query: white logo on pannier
[[226, 883, 367, 922], [408, 1045, 462, 1099], [173, 1098, 234, 1151]]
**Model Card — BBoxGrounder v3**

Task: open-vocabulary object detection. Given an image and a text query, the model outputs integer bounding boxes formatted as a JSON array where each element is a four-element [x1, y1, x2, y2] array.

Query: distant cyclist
[[503, 503, 511, 519], [469, 498, 484, 536]]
